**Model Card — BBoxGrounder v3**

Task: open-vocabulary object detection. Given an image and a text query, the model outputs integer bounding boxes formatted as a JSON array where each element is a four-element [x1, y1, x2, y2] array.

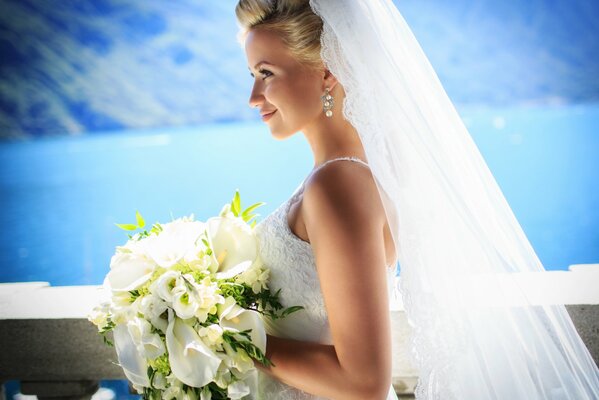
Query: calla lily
[[165, 309, 222, 387], [113, 323, 150, 387], [217, 297, 267, 356], [206, 216, 258, 275], [106, 252, 155, 292]]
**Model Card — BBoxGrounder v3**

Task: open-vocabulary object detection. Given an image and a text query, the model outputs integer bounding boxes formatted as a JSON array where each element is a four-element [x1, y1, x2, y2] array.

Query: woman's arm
[[255, 162, 393, 400]]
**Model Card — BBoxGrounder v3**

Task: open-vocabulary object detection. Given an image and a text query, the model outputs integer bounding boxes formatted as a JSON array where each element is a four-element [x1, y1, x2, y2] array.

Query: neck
[[301, 115, 367, 169]]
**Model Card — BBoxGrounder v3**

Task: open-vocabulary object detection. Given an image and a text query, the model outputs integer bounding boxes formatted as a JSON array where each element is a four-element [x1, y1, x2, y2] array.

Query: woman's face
[[244, 28, 326, 139]]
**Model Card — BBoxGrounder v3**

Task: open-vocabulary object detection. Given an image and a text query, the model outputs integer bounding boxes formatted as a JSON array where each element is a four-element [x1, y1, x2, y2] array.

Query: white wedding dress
[[248, 156, 399, 400]]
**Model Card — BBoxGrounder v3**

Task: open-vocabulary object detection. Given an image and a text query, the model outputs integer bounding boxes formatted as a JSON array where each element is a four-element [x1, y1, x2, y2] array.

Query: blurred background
[[1, 0, 598, 398], [1, 1, 598, 288]]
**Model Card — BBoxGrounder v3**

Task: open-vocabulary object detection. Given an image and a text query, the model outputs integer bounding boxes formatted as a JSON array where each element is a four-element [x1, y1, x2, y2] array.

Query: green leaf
[[241, 202, 266, 218], [136, 211, 145, 228], [231, 190, 241, 216], [115, 223, 138, 231], [280, 305, 305, 318]]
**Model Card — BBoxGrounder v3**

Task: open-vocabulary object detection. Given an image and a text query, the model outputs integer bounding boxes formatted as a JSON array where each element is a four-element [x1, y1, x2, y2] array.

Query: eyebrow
[[247, 61, 274, 72]]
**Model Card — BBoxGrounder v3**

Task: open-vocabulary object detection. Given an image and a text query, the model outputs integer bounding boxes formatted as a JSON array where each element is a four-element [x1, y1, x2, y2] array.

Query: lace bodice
[[248, 156, 398, 400]]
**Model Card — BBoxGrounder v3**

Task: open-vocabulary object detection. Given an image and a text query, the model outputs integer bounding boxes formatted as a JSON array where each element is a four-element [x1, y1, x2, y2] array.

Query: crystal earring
[[321, 87, 334, 117]]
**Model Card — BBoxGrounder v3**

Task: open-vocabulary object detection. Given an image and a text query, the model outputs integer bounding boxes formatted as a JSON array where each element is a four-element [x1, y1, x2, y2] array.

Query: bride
[[235, 0, 599, 399], [238, 3, 398, 400]]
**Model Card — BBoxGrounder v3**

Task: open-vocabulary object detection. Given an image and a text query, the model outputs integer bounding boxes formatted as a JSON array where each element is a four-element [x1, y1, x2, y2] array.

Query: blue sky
[[0, 0, 598, 139]]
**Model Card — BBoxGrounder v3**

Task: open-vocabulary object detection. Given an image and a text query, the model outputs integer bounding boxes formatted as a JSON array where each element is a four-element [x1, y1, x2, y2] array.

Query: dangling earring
[[321, 87, 334, 117]]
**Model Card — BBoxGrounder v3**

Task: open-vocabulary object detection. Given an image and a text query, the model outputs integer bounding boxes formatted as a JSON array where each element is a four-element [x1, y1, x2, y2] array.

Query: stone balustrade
[[1, 264, 598, 399]]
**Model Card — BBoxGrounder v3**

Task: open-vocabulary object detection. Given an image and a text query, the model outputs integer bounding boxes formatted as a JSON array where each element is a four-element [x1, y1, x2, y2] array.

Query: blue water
[[1, 104, 598, 288]]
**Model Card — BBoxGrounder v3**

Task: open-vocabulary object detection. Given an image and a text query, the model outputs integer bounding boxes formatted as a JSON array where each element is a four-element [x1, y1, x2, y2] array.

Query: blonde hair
[[235, 0, 324, 70]]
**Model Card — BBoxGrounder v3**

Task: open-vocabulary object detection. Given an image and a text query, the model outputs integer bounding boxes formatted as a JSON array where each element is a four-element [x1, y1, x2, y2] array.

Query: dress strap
[[298, 156, 369, 192], [313, 156, 369, 172]]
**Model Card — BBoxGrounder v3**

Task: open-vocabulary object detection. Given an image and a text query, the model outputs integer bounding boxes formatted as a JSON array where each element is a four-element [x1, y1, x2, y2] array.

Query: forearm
[[254, 334, 387, 400]]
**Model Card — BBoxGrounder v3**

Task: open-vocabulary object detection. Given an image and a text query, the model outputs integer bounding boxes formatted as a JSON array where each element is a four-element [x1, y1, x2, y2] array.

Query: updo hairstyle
[[235, 0, 324, 71]]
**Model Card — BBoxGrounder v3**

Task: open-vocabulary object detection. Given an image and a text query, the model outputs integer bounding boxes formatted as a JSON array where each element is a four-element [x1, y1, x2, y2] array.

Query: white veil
[[308, 0, 599, 398]]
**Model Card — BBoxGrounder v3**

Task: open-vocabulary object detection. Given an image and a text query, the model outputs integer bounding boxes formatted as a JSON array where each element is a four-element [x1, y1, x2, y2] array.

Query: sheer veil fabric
[[308, 0, 599, 398]]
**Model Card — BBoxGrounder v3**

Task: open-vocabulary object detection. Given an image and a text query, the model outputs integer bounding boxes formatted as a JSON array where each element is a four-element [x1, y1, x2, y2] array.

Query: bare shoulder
[[302, 161, 387, 236]]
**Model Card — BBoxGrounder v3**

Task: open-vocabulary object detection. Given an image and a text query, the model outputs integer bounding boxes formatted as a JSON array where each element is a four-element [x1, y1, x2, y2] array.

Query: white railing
[[1, 264, 598, 399]]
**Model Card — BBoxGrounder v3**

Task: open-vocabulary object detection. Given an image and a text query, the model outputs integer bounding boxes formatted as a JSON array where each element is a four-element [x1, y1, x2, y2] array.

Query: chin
[[269, 125, 299, 141]]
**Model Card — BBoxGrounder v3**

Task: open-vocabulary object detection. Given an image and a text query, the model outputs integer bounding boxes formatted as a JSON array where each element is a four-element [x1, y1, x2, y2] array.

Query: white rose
[[113, 323, 150, 387], [206, 215, 258, 277], [165, 309, 222, 387], [106, 252, 156, 292], [127, 317, 166, 360], [141, 219, 205, 268], [150, 270, 185, 303]]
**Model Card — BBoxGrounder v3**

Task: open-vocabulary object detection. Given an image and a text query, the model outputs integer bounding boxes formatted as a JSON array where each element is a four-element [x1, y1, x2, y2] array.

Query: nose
[[248, 80, 264, 109]]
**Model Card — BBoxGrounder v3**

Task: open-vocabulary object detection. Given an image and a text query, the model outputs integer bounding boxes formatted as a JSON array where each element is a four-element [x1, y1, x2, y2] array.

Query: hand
[[253, 333, 275, 374]]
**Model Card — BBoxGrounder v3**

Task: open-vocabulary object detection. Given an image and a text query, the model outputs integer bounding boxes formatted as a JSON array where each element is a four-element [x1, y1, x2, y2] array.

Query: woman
[[239, 4, 398, 400], [236, 0, 599, 399]]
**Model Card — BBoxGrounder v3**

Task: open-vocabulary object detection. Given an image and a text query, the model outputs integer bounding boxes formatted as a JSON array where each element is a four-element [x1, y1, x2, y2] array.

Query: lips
[[261, 110, 277, 121], [261, 110, 276, 117]]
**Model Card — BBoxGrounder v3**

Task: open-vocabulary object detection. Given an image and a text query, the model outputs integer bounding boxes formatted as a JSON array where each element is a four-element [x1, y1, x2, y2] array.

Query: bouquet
[[89, 191, 303, 399]]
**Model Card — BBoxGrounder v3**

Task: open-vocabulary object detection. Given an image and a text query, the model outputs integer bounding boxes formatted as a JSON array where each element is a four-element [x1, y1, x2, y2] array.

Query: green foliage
[[228, 190, 265, 225], [98, 318, 116, 347], [222, 329, 274, 367], [115, 223, 137, 231], [136, 211, 146, 228], [217, 280, 304, 321]]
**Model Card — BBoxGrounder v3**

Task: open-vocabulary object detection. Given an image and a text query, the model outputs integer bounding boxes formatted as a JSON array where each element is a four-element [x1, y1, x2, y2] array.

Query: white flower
[[141, 218, 205, 268], [199, 386, 212, 400], [163, 385, 184, 400], [150, 270, 185, 303], [113, 323, 150, 387], [165, 309, 222, 387], [213, 362, 233, 389], [127, 317, 166, 360], [206, 215, 258, 277], [139, 295, 168, 333], [236, 261, 270, 294], [152, 371, 167, 390], [217, 296, 266, 372], [192, 277, 226, 323], [227, 380, 251, 399], [106, 252, 156, 292], [198, 324, 224, 349], [219, 203, 234, 218], [172, 289, 200, 320], [110, 292, 138, 325], [88, 301, 110, 330]]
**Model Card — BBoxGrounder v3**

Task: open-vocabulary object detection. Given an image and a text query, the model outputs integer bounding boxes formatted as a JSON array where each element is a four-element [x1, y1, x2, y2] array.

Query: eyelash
[[251, 69, 273, 80]]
